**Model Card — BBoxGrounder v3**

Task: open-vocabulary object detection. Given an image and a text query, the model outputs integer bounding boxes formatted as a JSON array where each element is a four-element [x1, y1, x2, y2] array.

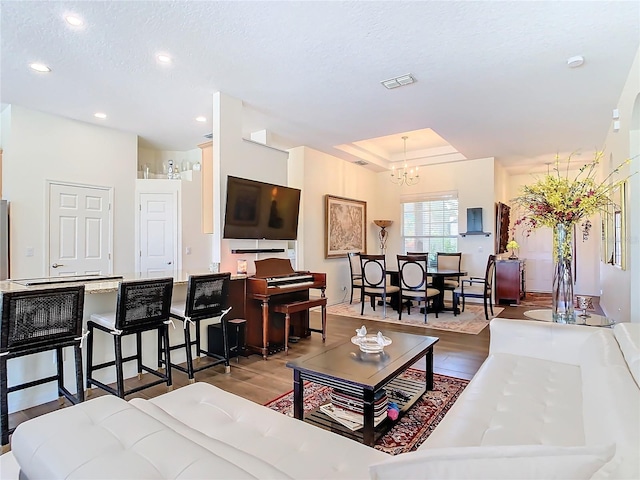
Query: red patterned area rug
[[264, 369, 468, 455]]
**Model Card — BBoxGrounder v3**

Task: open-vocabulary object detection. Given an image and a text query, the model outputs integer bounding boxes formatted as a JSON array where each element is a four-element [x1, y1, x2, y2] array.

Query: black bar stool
[[1, 286, 86, 451], [162, 273, 233, 382], [86, 278, 173, 398], [227, 318, 247, 363]]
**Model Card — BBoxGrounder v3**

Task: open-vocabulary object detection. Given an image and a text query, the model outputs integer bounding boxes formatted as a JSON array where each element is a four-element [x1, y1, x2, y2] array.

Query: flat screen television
[[223, 176, 301, 240]]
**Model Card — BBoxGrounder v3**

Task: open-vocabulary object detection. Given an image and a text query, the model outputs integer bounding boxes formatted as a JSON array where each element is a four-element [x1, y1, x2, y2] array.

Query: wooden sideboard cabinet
[[496, 259, 526, 305]]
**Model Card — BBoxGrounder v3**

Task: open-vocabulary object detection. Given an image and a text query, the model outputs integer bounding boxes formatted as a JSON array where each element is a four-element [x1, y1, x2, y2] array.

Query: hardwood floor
[[7, 303, 532, 442]]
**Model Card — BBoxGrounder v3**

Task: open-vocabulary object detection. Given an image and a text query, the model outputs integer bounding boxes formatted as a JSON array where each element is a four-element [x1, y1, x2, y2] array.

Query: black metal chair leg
[[74, 344, 85, 402], [193, 319, 200, 360], [86, 324, 94, 389], [157, 325, 163, 370], [56, 347, 64, 403], [162, 326, 172, 389], [114, 335, 125, 398], [220, 320, 231, 373], [1, 356, 9, 448], [184, 321, 195, 381], [136, 332, 143, 378]]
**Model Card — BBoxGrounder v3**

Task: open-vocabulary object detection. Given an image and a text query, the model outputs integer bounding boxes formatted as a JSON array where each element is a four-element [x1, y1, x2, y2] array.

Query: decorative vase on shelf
[[552, 223, 575, 323]]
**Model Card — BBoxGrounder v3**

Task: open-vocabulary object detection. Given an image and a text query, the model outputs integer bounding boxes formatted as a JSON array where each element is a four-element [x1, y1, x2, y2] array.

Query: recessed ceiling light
[[94, 112, 107, 119], [64, 15, 84, 27], [567, 55, 585, 68], [29, 63, 51, 73], [156, 54, 172, 64], [195, 116, 207, 122]]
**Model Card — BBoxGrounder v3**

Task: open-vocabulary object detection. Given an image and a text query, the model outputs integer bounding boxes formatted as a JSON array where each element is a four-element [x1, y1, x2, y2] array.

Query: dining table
[[386, 267, 468, 315]]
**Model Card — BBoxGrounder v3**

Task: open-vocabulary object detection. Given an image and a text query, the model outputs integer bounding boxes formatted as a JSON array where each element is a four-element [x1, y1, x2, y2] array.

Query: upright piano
[[246, 258, 326, 359]]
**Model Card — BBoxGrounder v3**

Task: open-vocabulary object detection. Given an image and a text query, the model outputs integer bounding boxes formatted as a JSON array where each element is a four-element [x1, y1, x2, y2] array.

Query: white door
[[49, 183, 112, 276], [516, 227, 553, 292], [139, 193, 176, 275]]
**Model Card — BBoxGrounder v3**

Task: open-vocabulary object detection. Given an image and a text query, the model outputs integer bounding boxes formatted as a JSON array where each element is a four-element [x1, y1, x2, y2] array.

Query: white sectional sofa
[[1, 319, 638, 479]]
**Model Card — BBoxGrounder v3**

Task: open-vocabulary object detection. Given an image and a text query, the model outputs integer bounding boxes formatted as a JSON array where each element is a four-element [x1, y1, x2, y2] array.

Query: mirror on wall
[[603, 180, 627, 270]]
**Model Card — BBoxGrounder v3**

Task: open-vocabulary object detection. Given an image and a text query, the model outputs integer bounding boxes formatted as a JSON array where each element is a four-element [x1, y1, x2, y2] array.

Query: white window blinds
[[400, 192, 459, 261]]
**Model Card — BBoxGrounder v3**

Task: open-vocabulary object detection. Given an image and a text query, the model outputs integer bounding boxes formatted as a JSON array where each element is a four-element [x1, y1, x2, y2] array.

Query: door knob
[[167, 261, 173, 265], [52, 263, 64, 268]]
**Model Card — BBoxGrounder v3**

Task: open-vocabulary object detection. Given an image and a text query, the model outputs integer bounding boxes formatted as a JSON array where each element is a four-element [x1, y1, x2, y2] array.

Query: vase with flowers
[[506, 240, 519, 259], [512, 151, 631, 323]]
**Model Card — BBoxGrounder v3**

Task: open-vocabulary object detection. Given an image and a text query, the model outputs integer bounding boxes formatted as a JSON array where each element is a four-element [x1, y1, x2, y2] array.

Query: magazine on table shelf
[[319, 403, 387, 431]]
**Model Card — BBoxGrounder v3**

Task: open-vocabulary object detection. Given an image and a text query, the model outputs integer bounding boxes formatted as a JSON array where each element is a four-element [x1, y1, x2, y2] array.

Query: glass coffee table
[[523, 309, 615, 327], [286, 331, 439, 447]]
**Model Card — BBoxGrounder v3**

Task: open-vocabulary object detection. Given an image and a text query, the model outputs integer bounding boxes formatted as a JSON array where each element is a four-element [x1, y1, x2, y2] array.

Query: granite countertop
[[0, 271, 246, 294]]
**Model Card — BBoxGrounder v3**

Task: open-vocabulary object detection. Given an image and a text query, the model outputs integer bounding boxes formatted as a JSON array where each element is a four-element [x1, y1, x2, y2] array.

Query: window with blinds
[[401, 193, 458, 266]]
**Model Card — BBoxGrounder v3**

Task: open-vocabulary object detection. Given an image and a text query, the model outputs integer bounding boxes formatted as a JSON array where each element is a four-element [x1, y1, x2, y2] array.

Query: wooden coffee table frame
[[286, 332, 439, 447]]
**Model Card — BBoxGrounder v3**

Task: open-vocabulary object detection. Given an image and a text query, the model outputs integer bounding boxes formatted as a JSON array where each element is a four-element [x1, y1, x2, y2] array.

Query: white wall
[[212, 93, 291, 276], [2, 105, 138, 278], [1, 105, 138, 412], [599, 47, 639, 322], [290, 146, 379, 304]]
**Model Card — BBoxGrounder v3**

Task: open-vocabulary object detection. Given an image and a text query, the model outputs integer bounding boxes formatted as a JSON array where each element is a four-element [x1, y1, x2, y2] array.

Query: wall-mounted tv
[[223, 176, 301, 240]]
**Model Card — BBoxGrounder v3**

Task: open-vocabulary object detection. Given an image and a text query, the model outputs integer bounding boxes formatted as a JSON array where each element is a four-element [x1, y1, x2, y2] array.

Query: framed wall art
[[325, 195, 366, 258]]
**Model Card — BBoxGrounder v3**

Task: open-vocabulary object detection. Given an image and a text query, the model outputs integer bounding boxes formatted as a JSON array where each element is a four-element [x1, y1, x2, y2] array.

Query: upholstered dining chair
[[453, 254, 496, 320], [397, 255, 441, 323], [347, 252, 362, 304], [359, 254, 400, 319], [437, 252, 462, 305]]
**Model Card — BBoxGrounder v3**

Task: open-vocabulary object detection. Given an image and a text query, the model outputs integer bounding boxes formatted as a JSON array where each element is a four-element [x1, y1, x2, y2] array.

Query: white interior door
[[49, 183, 112, 276], [139, 192, 176, 275]]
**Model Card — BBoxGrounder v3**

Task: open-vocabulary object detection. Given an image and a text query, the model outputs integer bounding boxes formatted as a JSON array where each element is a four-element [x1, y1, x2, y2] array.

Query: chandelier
[[390, 136, 419, 186]]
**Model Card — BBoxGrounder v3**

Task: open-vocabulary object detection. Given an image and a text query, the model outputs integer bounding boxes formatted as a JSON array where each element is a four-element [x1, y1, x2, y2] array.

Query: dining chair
[[453, 254, 496, 320], [86, 278, 174, 398], [437, 252, 462, 305], [1, 286, 86, 450], [397, 255, 441, 323], [347, 252, 363, 304], [359, 254, 399, 319]]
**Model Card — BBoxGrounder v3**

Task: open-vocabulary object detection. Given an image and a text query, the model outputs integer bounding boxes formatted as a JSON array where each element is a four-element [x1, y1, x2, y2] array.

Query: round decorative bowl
[[351, 334, 392, 353]]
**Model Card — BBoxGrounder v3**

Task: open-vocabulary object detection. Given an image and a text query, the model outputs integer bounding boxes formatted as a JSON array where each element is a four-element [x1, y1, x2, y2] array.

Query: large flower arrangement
[[512, 151, 630, 239], [511, 150, 631, 323]]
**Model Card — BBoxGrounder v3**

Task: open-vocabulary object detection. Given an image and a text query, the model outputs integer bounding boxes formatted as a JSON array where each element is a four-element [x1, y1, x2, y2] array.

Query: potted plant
[[506, 240, 519, 259]]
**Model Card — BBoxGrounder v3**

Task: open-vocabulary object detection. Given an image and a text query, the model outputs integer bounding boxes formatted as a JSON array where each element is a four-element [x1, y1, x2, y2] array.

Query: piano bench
[[273, 297, 327, 354]]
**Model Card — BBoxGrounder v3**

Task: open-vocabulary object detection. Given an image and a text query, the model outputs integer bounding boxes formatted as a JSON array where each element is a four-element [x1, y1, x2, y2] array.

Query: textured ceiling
[[1, 1, 638, 174]]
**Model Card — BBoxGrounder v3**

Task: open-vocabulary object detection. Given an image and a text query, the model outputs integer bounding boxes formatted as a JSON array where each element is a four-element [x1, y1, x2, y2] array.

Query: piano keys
[[246, 258, 326, 359]]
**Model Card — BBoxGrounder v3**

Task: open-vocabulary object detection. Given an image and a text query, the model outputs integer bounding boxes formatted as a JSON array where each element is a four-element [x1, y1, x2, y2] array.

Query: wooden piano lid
[[254, 258, 294, 278]]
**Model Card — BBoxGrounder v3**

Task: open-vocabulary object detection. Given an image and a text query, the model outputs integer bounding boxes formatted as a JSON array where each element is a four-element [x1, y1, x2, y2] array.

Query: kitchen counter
[[1, 271, 247, 294], [2, 270, 248, 414]]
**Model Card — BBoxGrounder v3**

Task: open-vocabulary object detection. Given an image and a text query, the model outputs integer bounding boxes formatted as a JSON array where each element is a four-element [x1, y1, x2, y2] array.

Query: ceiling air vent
[[203, 132, 213, 139], [381, 74, 416, 89], [354, 160, 368, 166]]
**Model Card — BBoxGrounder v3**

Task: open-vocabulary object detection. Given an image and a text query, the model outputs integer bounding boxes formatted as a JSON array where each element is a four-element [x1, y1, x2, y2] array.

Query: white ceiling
[[1, 1, 638, 175]]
